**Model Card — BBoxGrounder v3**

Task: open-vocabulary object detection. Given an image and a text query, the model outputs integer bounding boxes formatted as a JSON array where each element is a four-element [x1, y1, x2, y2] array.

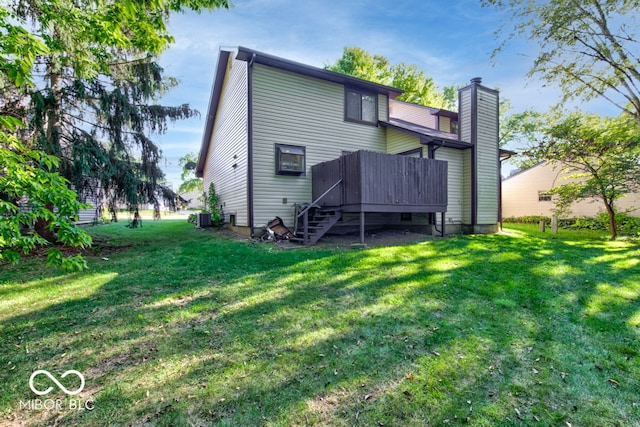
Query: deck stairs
[[291, 208, 342, 246]]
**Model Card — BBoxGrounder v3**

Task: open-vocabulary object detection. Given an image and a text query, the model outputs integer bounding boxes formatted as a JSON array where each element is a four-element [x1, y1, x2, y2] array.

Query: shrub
[[503, 216, 550, 224]]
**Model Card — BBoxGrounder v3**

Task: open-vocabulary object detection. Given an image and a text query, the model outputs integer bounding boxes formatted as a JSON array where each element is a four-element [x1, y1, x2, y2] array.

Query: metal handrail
[[296, 179, 343, 218]]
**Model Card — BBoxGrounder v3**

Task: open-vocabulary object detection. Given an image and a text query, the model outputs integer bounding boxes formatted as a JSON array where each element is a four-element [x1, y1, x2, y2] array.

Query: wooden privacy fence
[[311, 150, 448, 213]]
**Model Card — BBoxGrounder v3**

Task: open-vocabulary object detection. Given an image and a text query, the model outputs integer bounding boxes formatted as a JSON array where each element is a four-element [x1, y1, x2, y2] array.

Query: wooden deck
[[311, 150, 448, 213]]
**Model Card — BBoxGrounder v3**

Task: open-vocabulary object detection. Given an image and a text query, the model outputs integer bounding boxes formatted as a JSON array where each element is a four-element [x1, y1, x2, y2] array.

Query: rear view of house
[[196, 47, 501, 243]]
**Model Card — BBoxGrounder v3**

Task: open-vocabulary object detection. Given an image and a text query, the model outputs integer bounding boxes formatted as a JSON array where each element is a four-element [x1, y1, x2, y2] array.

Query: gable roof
[[235, 46, 404, 97], [196, 47, 404, 176]]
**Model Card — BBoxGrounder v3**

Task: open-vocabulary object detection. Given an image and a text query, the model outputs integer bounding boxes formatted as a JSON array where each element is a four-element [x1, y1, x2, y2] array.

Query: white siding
[[389, 100, 437, 128], [252, 64, 387, 228], [202, 57, 249, 225], [435, 147, 464, 223], [476, 87, 499, 224]]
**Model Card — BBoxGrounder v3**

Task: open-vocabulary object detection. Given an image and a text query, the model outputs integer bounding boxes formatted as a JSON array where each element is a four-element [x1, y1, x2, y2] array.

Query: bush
[[563, 212, 640, 236], [503, 216, 550, 224], [187, 213, 197, 225]]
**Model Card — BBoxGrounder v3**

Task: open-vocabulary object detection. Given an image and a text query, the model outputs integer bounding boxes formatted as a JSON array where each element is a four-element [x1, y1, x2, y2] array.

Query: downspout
[[247, 53, 256, 236], [499, 152, 513, 230], [428, 140, 445, 235], [470, 78, 479, 228]]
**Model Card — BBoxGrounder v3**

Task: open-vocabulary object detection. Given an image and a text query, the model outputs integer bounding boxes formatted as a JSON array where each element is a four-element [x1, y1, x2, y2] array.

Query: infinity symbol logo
[[29, 370, 85, 396]]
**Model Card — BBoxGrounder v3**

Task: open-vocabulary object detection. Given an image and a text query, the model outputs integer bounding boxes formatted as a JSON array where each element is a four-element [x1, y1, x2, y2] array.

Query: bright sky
[[156, 0, 618, 189]]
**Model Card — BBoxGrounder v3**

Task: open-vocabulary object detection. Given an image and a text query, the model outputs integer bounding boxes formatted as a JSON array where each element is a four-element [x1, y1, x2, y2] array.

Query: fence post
[[539, 220, 545, 232], [551, 215, 558, 234]]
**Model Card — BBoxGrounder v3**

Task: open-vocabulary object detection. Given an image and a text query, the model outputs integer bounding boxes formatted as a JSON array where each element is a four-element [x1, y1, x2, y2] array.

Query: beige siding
[[389, 100, 436, 128], [502, 162, 640, 218], [459, 90, 472, 143], [252, 64, 387, 228], [435, 147, 464, 223], [475, 87, 499, 224], [385, 128, 422, 155], [202, 57, 249, 225], [439, 116, 451, 133], [378, 94, 388, 121], [462, 149, 472, 224]]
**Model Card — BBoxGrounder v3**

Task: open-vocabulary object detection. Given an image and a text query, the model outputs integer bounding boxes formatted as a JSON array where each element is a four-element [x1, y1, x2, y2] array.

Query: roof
[[380, 118, 472, 150], [196, 47, 405, 176], [235, 46, 404, 97]]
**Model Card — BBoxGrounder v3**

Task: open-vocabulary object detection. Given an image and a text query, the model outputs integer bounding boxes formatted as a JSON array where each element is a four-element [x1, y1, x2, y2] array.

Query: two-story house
[[196, 47, 501, 244]]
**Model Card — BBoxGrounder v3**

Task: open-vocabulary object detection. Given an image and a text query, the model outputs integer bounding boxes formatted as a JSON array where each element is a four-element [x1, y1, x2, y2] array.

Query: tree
[[1, 0, 229, 267], [178, 152, 203, 195], [1, 8, 90, 270], [523, 111, 640, 239], [3, 0, 229, 230], [483, 0, 640, 123], [326, 47, 457, 110]]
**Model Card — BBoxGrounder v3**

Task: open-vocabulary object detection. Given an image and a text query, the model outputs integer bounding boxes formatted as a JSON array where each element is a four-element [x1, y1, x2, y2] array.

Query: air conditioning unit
[[197, 212, 212, 228]]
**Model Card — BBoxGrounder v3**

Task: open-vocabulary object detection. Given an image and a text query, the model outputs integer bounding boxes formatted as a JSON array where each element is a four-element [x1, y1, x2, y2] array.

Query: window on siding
[[345, 88, 377, 124], [538, 191, 552, 202], [275, 144, 305, 176]]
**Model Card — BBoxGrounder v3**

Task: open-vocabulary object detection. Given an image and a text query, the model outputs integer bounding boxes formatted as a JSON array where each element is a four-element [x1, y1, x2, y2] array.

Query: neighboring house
[[178, 190, 203, 210], [196, 47, 503, 243], [502, 161, 640, 218]]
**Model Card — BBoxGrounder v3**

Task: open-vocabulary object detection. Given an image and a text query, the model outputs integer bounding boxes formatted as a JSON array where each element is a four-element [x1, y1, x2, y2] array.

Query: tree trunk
[[605, 202, 617, 240], [34, 203, 58, 243]]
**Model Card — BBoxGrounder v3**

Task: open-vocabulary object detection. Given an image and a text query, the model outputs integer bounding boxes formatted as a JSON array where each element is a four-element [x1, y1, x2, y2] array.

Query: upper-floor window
[[345, 88, 377, 124]]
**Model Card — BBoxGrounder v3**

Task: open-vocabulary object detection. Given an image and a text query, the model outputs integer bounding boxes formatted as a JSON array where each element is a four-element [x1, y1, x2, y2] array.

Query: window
[[538, 191, 552, 202], [275, 144, 305, 175], [345, 88, 377, 124]]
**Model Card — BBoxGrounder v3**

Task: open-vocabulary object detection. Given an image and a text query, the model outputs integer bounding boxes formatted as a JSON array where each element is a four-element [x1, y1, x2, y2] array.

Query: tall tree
[[4, 0, 229, 230], [483, 0, 640, 123], [1, 8, 90, 269], [326, 47, 457, 110], [1, 0, 229, 267], [524, 111, 640, 239]]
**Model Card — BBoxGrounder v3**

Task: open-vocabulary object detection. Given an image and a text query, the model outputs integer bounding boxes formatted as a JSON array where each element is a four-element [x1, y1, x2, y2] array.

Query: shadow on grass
[[0, 222, 638, 426]]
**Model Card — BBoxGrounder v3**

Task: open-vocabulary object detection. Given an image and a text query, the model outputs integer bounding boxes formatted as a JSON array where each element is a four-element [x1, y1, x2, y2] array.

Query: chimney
[[458, 77, 500, 232]]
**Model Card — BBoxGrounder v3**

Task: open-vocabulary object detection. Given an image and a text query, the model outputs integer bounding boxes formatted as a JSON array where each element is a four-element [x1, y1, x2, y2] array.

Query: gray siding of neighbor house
[[476, 86, 499, 225], [251, 64, 387, 229], [202, 56, 249, 226]]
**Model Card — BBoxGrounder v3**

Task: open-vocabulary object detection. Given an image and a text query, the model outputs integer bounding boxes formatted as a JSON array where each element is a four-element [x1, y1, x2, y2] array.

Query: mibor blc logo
[[21, 369, 94, 411], [29, 370, 85, 396]]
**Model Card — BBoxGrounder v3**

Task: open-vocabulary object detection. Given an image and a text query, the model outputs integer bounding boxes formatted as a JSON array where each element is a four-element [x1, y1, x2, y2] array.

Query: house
[[502, 161, 640, 218], [196, 46, 503, 243]]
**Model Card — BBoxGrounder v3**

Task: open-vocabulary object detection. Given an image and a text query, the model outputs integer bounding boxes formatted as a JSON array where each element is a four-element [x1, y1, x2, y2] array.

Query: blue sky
[[156, 0, 616, 188]]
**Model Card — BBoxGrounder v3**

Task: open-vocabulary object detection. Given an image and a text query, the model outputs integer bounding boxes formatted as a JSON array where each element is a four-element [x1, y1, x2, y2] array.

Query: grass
[[0, 220, 638, 426]]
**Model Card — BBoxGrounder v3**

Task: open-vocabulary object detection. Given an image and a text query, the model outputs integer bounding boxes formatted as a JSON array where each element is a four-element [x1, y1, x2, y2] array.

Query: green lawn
[[0, 221, 638, 426]]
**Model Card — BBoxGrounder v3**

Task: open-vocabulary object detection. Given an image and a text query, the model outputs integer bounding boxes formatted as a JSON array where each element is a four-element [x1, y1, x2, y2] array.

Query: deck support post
[[441, 212, 446, 237], [360, 211, 365, 244]]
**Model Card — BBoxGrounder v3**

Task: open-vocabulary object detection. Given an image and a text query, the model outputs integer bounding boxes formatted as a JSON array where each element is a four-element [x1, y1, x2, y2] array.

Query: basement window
[[538, 191, 552, 202], [275, 144, 305, 176]]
